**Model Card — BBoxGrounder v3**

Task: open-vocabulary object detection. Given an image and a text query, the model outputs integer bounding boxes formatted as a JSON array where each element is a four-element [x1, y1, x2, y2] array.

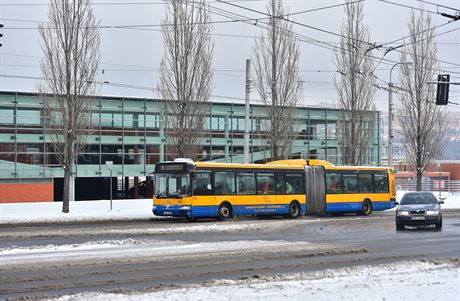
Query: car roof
[[404, 191, 434, 195]]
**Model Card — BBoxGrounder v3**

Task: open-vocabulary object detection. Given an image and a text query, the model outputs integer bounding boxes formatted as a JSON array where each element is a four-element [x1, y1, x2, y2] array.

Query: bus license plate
[[412, 216, 425, 220], [164, 211, 172, 215]]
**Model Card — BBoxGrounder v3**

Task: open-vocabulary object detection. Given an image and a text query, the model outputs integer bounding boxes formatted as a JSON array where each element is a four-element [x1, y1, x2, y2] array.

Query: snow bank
[[0, 239, 336, 268], [47, 260, 460, 301], [0, 198, 156, 224], [1, 192, 459, 225]]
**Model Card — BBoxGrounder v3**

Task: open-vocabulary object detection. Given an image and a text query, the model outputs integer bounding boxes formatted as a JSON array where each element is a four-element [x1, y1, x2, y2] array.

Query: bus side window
[[215, 172, 236, 195], [192, 172, 212, 195], [359, 173, 373, 193], [326, 173, 342, 194], [374, 173, 389, 193], [237, 173, 256, 195], [257, 173, 275, 194], [343, 174, 359, 193], [275, 173, 286, 194], [286, 173, 304, 194]]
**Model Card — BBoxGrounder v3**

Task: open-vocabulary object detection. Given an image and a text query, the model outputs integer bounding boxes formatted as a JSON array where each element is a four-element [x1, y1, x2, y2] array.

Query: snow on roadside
[[0, 198, 156, 224], [47, 260, 460, 301], [0, 239, 298, 257], [0, 238, 178, 256], [0, 192, 459, 225], [0, 239, 332, 268]]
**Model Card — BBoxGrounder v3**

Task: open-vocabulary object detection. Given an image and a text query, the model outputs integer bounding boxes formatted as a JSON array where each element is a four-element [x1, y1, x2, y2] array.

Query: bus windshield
[[155, 173, 190, 198]]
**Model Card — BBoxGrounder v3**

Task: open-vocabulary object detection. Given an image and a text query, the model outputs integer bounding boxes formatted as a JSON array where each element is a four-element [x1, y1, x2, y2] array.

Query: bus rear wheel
[[218, 203, 232, 221], [360, 200, 373, 216], [288, 202, 301, 219]]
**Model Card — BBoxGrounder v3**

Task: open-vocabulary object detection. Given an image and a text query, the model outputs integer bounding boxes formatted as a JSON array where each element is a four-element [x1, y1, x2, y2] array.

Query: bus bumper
[[153, 205, 192, 217]]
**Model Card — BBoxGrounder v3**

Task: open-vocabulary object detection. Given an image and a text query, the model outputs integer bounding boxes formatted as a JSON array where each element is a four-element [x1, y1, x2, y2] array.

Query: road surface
[[1, 210, 459, 300]]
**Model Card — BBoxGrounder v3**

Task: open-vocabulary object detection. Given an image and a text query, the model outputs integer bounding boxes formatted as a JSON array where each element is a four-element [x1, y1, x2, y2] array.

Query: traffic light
[[436, 74, 450, 105]]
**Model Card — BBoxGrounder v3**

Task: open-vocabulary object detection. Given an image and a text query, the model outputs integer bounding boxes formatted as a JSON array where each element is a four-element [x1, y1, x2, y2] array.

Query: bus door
[[305, 166, 326, 214], [256, 173, 277, 214]]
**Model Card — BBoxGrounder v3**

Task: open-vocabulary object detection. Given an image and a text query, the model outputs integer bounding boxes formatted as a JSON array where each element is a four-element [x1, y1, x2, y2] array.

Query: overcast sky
[[0, 0, 459, 115]]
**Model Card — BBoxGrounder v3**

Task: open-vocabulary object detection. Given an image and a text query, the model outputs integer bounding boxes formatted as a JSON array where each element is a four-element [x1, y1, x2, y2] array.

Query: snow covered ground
[[0, 239, 346, 268], [0, 191, 459, 225], [47, 260, 460, 301], [0, 198, 155, 224]]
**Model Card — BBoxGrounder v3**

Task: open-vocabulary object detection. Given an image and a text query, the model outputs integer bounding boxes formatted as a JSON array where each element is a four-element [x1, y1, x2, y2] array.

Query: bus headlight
[[152, 205, 157, 210], [180, 206, 191, 211], [397, 210, 409, 216], [426, 210, 439, 215]]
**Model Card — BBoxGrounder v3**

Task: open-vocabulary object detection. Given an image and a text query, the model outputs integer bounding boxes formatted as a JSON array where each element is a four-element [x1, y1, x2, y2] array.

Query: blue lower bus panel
[[326, 201, 395, 213], [153, 203, 308, 218]]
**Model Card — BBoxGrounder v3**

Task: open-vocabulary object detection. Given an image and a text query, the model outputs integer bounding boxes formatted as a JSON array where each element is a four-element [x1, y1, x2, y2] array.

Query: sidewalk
[[0, 198, 157, 225]]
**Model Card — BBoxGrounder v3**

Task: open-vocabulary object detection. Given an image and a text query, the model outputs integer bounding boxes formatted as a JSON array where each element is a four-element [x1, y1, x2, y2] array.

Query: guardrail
[[396, 179, 460, 192]]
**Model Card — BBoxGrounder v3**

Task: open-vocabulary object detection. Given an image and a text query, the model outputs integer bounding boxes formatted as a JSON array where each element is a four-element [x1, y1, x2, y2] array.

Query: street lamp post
[[388, 61, 412, 168]]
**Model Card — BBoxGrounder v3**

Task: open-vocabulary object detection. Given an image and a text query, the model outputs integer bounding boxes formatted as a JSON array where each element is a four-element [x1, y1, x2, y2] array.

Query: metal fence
[[396, 179, 460, 192]]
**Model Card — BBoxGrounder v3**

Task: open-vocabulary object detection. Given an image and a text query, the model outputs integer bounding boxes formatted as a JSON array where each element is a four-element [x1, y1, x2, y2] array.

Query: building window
[[17, 109, 41, 125], [138, 113, 160, 128], [0, 109, 14, 124]]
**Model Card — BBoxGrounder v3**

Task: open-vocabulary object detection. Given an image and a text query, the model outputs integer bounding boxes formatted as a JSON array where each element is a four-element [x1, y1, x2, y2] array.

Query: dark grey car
[[395, 192, 444, 231]]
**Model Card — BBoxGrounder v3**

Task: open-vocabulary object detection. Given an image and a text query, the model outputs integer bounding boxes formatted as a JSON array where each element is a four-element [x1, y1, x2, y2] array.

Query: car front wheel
[[396, 220, 404, 231], [436, 217, 442, 230]]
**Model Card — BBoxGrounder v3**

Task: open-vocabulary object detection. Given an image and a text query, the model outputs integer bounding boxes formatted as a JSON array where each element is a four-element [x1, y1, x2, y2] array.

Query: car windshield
[[155, 173, 190, 198], [400, 193, 437, 205]]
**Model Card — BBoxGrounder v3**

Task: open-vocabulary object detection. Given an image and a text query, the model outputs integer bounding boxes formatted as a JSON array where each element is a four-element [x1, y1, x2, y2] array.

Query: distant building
[[0, 91, 381, 202]]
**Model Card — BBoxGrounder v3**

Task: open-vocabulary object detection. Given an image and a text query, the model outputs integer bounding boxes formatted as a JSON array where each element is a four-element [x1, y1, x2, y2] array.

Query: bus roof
[[269, 159, 334, 167], [194, 161, 304, 170], [158, 159, 390, 172], [325, 165, 390, 171]]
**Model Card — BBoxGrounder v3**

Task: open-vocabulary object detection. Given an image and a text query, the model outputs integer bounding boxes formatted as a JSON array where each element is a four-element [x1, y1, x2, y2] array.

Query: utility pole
[[388, 61, 413, 168], [388, 81, 394, 168], [244, 59, 251, 163]]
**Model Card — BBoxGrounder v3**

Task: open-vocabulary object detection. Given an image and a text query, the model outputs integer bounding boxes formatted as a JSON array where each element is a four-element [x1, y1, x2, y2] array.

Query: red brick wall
[[0, 181, 54, 203], [396, 163, 460, 181]]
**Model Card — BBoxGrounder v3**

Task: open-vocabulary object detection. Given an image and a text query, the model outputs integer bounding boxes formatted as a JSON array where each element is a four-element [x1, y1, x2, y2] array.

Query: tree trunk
[[416, 167, 422, 191], [62, 166, 71, 213]]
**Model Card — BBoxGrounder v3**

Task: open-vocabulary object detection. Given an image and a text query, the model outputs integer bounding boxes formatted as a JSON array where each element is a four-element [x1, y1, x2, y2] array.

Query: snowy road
[[1, 211, 459, 300]]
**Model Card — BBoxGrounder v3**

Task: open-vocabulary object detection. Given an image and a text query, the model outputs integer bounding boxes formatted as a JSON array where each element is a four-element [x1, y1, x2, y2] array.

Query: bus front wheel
[[288, 202, 301, 219], [360, 200, 373, 216], [218, 203, 232, 221]]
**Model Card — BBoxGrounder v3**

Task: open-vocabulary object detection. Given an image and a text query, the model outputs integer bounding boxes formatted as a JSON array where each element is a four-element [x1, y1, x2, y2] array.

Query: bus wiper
[[157, 192, 167, 198]]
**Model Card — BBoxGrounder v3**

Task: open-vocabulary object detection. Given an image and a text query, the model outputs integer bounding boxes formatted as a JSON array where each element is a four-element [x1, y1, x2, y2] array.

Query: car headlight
[[398, 210, 409, 216], [426, 210, 439, 215]]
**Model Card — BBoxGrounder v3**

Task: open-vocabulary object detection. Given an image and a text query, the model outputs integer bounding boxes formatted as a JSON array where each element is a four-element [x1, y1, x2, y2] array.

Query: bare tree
[[334, 0, 377, 165], [398, 10, 448, 191], [252, 0, 302, 161], [38, 0, 101, 213], [158, 0, 214, 160]]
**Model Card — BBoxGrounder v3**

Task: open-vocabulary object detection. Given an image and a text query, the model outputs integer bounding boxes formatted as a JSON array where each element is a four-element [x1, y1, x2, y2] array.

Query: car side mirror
[[438, 200, 445, 204], [394, 201, 399, 205]]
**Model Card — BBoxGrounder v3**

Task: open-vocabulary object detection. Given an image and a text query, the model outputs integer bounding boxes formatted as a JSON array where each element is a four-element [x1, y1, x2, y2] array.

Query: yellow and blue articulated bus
[[152, 159, 306, 220], [152, 159, 396, 219]]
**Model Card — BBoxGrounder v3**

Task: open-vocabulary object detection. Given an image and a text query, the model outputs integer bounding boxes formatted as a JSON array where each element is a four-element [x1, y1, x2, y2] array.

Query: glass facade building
[[0, 91, 381, 201]]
